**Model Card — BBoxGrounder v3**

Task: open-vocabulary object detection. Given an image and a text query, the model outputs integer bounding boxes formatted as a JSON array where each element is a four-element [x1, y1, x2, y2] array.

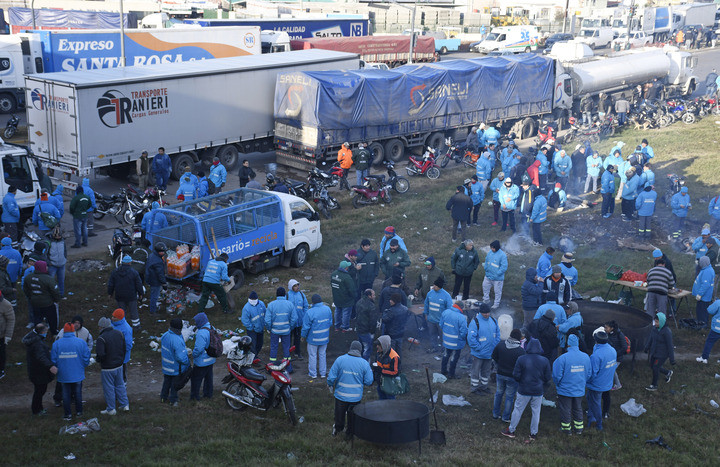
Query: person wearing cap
[[108, 255, 144, 328], [160, 318, 190, 407], [415, 256, 445, 301], [529, 307, 561, 362], [379, 239, 411, 279], [536, 146, 550, 195], [475, 150, 494, 191], [600, 164, 616, 218], [693, 256, 715, 328], [22, 323, 58, 414], [288, 279, 309, 361], [176, 175, 197, 202], [548, 182, 566, 211], [327, 341, 374, 438], [446, 185, 472, 241], [51, 322, 90, 421], [584, 150, 601, 194], [241, 291, 266, 357], [68, 187, 90, 247], [373, 334, 401, 400], [558, 253, 578, 288], [521, 268, 544, 328], [337, 142, 353, 186], [0, 288, 14, 380], [96, 316, 129, 415], [23, 260, 60, 335], [491, 328, 525, 422], [467, 175, 485, 226], [352, 142, 372, 186], [208, 157, 227, 194], [586, 330, 617, 432], [331, 261, 356, 332], [670, 186, 691, 238], [552, 333, 591, 435], [196, 253, 231, 314], [423, 277, 453, 352], [451, 240, 479, 301], [635, 184, 657, 238], [644, 312, 675, 391], [499, 178, 519, 233], [190, 312, 216, 399], [381, 292, 409, 359], [111, 308, 133, 382], [357, 239, 379, 293], [482, 240, 508, 309], [553, 150, 572, 191], [355, 289, 377, 361], [489, 172, 506, 226], [439, 302, 467, 378], [646, 256, 675, 317], [543, 265, 572, 306], [136, 150, 150, 191], [536, 246, 554, 280], [141, 201, 168, 237], [0, 255, 17, 313], [300, 294, 332, 379], [2, 185, 20, 241], [33, 189, 61, 233], [467, 303, 500, 395], [529, 188, 547, 245], [265, 287, 297, 369], [378, 226, 407, 256], [152, 147, 171, 191], [692, 227, 712, 262]]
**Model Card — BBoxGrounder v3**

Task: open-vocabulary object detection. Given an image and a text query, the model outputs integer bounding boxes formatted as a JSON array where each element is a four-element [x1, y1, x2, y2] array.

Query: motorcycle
[[3, 114, 19, 140], [351, 175, 393, 208], [536, 120, 558, 146], [439, 137, 481, 169], [406, 147, 440, 179], [120, 185, 166, 225], [108, 225, 144, 268], [308, 179, 340, 219], [383, 161, 410, 193], [662, 173, 685, 206], [15, 230, 41, 265], [93, 192, 124, 221], [221, 336, 297, 426]]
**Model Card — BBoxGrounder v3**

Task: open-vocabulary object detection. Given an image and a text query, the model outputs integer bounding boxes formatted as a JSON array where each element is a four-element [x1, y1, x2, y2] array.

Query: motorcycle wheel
[[115, 255, 123, 269], [607, 125, 615, 136], [426, 166, 441, 180], [352, 195, 363, 209], [3, 127, 16, 139], [439, 153, 451, 168], [330, 196, 341, 210], [123, 209, 135, 225], [682, 113, 696, 124], [93, 210, 106, 220], [281, 390, 297, 426], [383, 190, 393, 203], [393, 177, 410, 194], [589, 134, 600, 144], [317, 201, 331, 220], [224, 381, 249, 411]]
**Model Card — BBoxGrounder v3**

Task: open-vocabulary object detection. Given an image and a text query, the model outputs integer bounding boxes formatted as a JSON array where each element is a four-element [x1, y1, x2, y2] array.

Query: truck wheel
[[368, 142, 385, 167], [291, 244, 309, 267], [520, 118, 536, 140], [217, 145, 239, 171], [0, 94, 16, 113], [384, 139, 405, 162], [171, 153, 195, 180], [425, 132, 445, 152], [107, 164, 130, 179], [230, 268, 245, 290], [440, 46, 448, 55], [524, 46, 531, 53]]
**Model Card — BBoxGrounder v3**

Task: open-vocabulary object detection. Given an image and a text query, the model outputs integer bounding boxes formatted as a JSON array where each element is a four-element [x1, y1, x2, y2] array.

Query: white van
[[472, 26, 539, 53], [576, 28, 614, 49]]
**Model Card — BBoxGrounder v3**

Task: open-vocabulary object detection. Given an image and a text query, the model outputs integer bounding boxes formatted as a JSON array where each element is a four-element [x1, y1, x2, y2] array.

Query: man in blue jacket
[[482, 240, 508, 309], [553, 334, 591, 435], [51, 322, 91, 420], [557, 301, 582, 349], [671, 186, 691, 239], [467, 303, 500, 395], [553, 150, 572, 190], [584, 151, 602, 193], [32, 191, 61, 232], [536, 247, 554, 280], [288, 279, 309, 361], [196, 253, 230, 314], [600, 165, 616, 218], [327, 341, 374, 439], [499, 178, 520, 233], [476, 152, 494, 191], [152, 147, 172, 191], [586, 331, 617, 432], [81, 178, 97, 237], [709, 193, 720, 231], [241, 291, 266, 358], [536, 146, 550, 195], [175, 175, 197, 201], [51, 185, 65, 219], [111, 308, 133, 383], [621, 170, 640, 221], [191, 312, 216, 400], [693, 256, 715, 327], [208, 157, 227, 193], [698, 299, 720, 364], [2, 186, 20, 241], [0, 236, 21, 283], [439, 303, 467, 379], [141, 202, 168, 236], [301, 294, 332, 379], [265, 287, 297, 372], [197, 171, 209, 198], [489, 172, 505, 226], [521, 268, 543, 327], [530, 190, 547, 245], [424, 277, 453, 351], [635, 185, 657, 238], [467, 175, 485, 226], [160, 318, 189, 407]]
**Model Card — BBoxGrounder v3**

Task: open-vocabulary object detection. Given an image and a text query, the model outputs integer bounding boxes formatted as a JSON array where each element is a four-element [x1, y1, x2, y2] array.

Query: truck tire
[[0, 93, 16, 113], [291, 243, 309, 267], [107, 164, 130, 179], [384, 139, 405, 162], [217, 145, 239, 171], [440, 46, 448, 55], [425, 132, 445, 152], [230, 268, 245, 290], [171, 153, 195, 180], [520, 118, 536, 140], [368, 142, 385, 167]]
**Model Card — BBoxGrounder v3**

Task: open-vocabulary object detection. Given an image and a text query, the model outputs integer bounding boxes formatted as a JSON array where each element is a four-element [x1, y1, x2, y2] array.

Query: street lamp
[[119, 0, 126, 66], [389, 0, 418, 64]]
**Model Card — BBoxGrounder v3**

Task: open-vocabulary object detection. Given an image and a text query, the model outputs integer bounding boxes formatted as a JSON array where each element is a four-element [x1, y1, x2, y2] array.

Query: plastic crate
[[606, 265, 623, 280]]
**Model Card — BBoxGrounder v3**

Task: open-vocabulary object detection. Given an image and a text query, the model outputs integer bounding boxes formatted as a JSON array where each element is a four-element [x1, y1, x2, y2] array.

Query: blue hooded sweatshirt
[[51, 333, 91, 383], [287, 280, 309, 326], [467, 314, 500, 359], [536, 252, 553, 279], [475, 155, 493, 180], [557, 311, 582, 348], [552, 334, 591, 397], [707, 300, 720, 333], [0, 238, 22, 282], [533, 302, 567, 325], [499, 184, 520, 211], [621, 174, 640, 200], [709, 195, 720, 221], [692, 259, 715, 302], [81, 178, 96, 212], [521, 268, 544, 310], [489, 176, 504, 202], [600, 170, 615, 194], [469, 180, 484, 205], [51, 186, 65, 218], [536, 152, 549, 175], [530, 195, 547, 223], [484, 247, 508, 281], [265, 296, 297, 336], [112, 317, 134, 364], [161, 329, 189, 376], [586, 154, 602, 177], [587, 342, 617, 392], [141, 202, 168, 233], [202, 258, 229, 285], [440, 304, 468, 350], [301, 302, 332, 346], [670, 191, 690, 218], [176, 176, 197, 201], [1, 192, 20, 223]]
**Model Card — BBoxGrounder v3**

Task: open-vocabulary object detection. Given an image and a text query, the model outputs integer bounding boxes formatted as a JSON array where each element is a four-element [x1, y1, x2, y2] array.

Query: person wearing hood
[[536, 146, 550, 195], [265, 287, 297, 371], [584, 150, 601, 194], [241, 291, 266, 358], [548, 183, 566, 211], [136, 151, 150, 191], [553, 150, 572, 190], [521, 268, 544, 327], [501, 338, 551, 441], [492, 329, 526, 422], [357, 239, 379, 293], [301, 294, 332, 379], [0, 288, 14, 379], [373, 335, 400, 400], [536, 247, 554, 280], [698, 299, 720, 364], [553, 334, 591, 435], [501, 141, 520, 175], [529, 308, 560, 362], [196, 253, 230, 315], [467, 175, 485, 226], [23, 323, 58, 414], [640, 163, 655, 189], [423, 277, 453, 352], [440, 303, 467, 379], [600, 164, 616, 218], [635, 185, 657, 238], [671, 187, 691, 239], [151, 147, 171, 191], [558, 253, 578, 288], [489, 172, 506, 226], [525, 159, 540, 189], [175, 175, 197, 202], [68, 187, 89, 247], [379, 239, 411, 278], [644, 312, 675, 391], [482, 240, 508, 309], [451, 240, 480, 301], [529, 189, 547, 245], [44, 227, 67, 298], [378, 226, 407, 256], [415, 256, 445, 300], [0, 236, 21, 283], [499, 178, 520, 233], [108, 255, 144, 328], [603, 147, 623, 171], [586, 331, 617, 432], [96, 316, 129, 415], [33, 190, 61, 232], [141, 201, 168, 236], [693, 256, 715, 328], [288, 279, 309, 361], [208, 157, 227, 193], [543, 265, 572, 306], [197, 171, 209, 198], [51, 322, 91, 421], [160, 318, 189, 407], [447, 185, 472, 241], [111, 309, 133, 382], [2, 185, 21, 241], [23, 260, 60, 335], [80, 178, 97, 237], [709, 193, 720, 231], [191, 312, 216, 400], [468, 303, 500, 395], [475, 151, 494, 190], [557, 301, 582, 349], [327, 341, 374, 439], [331, 261, 356, 332]]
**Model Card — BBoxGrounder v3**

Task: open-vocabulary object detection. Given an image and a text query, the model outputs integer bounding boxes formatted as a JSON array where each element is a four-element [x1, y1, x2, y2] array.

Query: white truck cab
[[0, 35, 43, 112], [261, 31, 291, 53], [0, 142, 43, 217], [274, 191, 323, 258], [473, 26, 539, 53]]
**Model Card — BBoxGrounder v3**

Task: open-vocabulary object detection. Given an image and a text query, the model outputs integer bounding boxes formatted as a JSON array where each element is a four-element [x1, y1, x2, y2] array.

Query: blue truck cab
[[147, 188, 322, 287]]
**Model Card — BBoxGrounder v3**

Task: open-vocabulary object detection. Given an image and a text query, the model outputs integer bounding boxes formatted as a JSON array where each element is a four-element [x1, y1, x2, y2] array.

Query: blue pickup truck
[[405, 29, 461, 54]]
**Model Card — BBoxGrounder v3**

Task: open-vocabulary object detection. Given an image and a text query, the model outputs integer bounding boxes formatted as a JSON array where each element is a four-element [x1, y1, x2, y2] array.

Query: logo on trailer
[[31, 89, 45, 110], [350, 23, 364, 37], [244, 33, 255, 48], [30, 88, 70, 113], [97, 90, 132, 128]]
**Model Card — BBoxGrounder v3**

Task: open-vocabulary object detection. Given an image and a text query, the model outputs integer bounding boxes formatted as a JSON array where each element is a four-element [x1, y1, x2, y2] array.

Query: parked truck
[[274, 48, 697, 170], [0, 142, 44, 220], [0, 27, 261, 113], [147, 188, 322, 288], [290, 36, 437, 67], [183, 17, 370, 40], [25, 50, 359, 188]]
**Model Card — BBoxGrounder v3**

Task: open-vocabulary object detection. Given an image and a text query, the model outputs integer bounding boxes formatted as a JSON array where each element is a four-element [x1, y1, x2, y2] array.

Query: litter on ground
[[620, 398, 647, 417], [443, 394, 471, 407]]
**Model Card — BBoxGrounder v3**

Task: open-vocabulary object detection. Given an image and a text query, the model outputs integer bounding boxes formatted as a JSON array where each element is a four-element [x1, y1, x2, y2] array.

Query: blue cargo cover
[[274, 54, 554, 146]]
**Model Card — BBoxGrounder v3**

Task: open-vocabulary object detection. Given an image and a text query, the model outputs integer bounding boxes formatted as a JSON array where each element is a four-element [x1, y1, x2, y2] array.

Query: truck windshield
[[2, 154, 33, 193]]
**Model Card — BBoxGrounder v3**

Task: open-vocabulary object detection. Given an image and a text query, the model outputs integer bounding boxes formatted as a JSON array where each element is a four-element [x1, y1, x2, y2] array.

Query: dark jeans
[[190, 364, 213, 400], [602, 390, 611, 417], [72, 217, 88, 247], [32, 382, 48, 414], [674, 216, 685, 237], [557, 395, 584, 433], [292, 327, 303, 357], [247, 330, 264, 357], [452, 274, 473, 300], [62, 381, 83, 417], [696, 300, 710, 326], [492, 200, 500, 223], [532, 222, 543, 244], [650, 356, 669, 386], [441, 348, 462, 377], [501, 211, 516, 232], [701, 330, 720, 359], [270, 334, 293, 372], [618, 112, 627, 126], [197, 282, 229, 313], [586, 389, 604, 429], [377, 384, 395, 400], [3, 222, 18, 242], [471, 204, 481, 224], [358, 332, 374, 361], [539, 173, 548, 194], [35, 304, 59, 336], [160, 374, 179, 403], [334, 398, 359, 436], [621, 198, 635, 218], [601, 193, 614, 216]]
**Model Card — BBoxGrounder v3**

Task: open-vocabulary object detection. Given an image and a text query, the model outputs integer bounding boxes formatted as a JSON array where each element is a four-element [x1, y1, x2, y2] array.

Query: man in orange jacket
[[338, 142, 353, 182], [373, 334, 400, 400]]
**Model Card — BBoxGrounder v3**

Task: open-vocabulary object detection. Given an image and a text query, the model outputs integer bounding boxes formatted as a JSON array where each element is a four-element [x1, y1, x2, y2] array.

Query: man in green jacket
[[353, 143, 372, 186], [69, 187, 91, 248], [451, 239, 480, 300], [379, 239, 411, 279], [331, 261, 357, 332]]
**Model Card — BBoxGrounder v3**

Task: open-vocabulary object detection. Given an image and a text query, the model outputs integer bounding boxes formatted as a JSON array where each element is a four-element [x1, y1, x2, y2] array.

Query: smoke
[[503, 233, 536, 256], [550, 235, 576, 253]]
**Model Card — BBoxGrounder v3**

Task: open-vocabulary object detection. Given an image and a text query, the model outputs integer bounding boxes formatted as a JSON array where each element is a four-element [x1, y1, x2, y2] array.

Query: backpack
[[40, 211, 59, 229], [205, 327, 224, 358]]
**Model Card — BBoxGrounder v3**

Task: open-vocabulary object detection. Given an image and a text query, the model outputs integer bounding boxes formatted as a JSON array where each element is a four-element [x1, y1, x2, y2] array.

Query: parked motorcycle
[[222, 336, 297, 426], [15, 230, 41, 265], [108, 225, 144, 268], [120, 185, 166, 225], [406, 147, 440, 179], [439, 137, 481, 169], [535, 120, 558, 146], [662, 173, 685, 206], [3, 114, 19, 139], [383, 161, 410, 194], [93, 192, 124, 221], [351, 175, 393, 208]]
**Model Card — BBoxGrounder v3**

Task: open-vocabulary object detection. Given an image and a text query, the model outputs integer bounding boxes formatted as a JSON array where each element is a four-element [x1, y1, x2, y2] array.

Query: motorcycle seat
[[240, 367, 266, 382]]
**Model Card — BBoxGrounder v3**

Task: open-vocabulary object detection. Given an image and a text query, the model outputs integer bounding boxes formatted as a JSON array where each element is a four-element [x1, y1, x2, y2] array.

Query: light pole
[[119, 0, 126, 66], [31, 0, 36, 30], [389, 0, 418, 65]]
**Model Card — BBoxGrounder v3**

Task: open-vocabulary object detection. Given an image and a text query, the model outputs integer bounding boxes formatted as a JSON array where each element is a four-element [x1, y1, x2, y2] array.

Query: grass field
[[2, 118, 720, 464]]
